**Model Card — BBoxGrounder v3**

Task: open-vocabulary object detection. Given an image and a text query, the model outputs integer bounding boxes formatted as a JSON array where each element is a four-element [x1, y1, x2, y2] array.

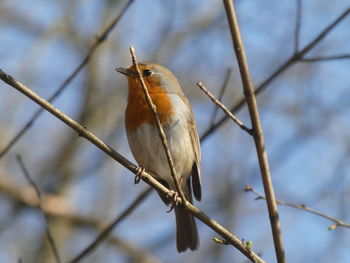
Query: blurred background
[[1, 0, 350, 262]]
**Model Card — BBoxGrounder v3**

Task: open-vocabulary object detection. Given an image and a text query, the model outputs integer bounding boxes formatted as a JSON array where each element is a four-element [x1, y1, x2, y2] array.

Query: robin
[[116, 62, 202, 252]]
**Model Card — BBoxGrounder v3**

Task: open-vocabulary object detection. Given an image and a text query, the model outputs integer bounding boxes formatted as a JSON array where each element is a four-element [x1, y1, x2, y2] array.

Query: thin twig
[[245, 185, 350, 229], [200, 7, 350, 142], [197, 81, 253, 135], [300, 54, 350, 62], [223, 0, 285, 262], [129, 46, 186, 204], [294, 0, 302, 53], [16, 155, 62, 263], [69, 187, 153, 263], [208, 68, 232, 128], [0, 69, 264, 263], [0, 0, 135, 159]]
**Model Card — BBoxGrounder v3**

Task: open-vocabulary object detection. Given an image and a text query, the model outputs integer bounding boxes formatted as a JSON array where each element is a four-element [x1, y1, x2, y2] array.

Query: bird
[[116, 62, 201, 252]]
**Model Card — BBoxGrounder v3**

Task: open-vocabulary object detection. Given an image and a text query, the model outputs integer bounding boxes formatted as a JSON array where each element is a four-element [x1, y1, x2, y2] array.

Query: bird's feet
[[166, 190, 179, 213], [134, 166, 145, 184]]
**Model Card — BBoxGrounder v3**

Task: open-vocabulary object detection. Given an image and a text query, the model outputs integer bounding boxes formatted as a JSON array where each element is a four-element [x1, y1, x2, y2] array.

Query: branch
[[107, 236, 162, 263], [0, 0, 135, 159], [208, 68, 232, 129], [197, 81, 253, 135], [223, 0, 285, 262], [0, 170, 160, 262], [16, 155, 62, 263], [129, 47, 186, 203], [69, 187, 153, 263], [0, 176, 72, 216], [0, 69, 264, 263], [0, 174, 154, 248], [200, 7, 350, 142], [245, 185, 350, 230], [294, 0, 302, 53], [300, 54, 350, 62]]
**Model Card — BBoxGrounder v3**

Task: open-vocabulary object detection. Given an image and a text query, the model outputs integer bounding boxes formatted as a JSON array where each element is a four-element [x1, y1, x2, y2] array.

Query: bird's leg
[[134, 166, 145, 184], [166, 175, 185, 212], [166, 190, 179, 213], [167, 190, 179, 203]]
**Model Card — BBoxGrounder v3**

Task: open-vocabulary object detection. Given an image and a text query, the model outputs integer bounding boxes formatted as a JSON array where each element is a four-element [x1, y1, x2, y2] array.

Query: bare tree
[[1, 0, 350, 262]]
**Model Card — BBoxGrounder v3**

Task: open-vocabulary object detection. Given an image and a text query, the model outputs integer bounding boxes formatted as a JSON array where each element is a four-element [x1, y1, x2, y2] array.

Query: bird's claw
[[166, 190, 180, 213], [167, 190, 179, 203], [134, 166, 145, 184]]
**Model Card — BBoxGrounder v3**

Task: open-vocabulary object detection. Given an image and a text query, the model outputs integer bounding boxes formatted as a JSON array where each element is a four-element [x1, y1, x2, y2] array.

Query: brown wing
[[188, 115, 201, 201], [176, 87, 201, 201]]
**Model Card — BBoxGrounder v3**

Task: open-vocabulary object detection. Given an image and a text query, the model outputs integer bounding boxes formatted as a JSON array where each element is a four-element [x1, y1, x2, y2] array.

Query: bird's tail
[[174, 181, 198, 252], [175, 206, 198, 252]]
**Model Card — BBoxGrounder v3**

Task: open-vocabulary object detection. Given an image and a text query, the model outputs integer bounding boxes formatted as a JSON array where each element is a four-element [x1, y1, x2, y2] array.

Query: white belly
[[126, 95, 194, 189]]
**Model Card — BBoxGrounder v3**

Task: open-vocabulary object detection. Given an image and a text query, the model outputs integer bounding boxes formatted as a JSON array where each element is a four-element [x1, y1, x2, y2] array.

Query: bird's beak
[[115, 67, 133, 76]]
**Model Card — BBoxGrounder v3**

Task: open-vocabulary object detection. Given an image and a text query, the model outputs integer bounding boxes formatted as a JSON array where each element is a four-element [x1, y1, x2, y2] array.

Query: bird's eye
[[143, 69, 152, 77]]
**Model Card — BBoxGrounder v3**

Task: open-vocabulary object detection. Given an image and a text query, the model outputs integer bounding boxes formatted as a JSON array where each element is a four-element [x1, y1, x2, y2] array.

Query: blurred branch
[[0, 70, 264, 263], [16, 155, 61, 263], [300, 54, 350, 62], [294, 0, 302, 53], [0, 5, 45, 34], [208, 68, 232, 129], [245, 185, 350, 230], [0, 0, 135, 159], [200, 7, 350, 142], [154, 5, 222, 63], [69, 187, 153, 263], [223, 0, 285, 262], [0, 173, 152, 231], [197, 81, 253, 135], [0, 172, 156, 260], [0, 175, 72, 217], [107, 236, 163, 263]]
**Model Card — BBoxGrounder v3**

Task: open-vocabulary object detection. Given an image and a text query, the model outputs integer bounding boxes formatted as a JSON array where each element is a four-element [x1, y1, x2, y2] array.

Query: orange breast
[[125, 78, 174, 131]]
